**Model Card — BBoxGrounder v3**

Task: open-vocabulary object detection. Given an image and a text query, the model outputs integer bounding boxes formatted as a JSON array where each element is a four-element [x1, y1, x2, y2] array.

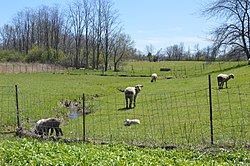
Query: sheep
[[124, 119, 140, 126], [34, 118, 63, 136], [124, 84, 143, 109], [217, 73, 234, 89], [151, 73, 157, 82]]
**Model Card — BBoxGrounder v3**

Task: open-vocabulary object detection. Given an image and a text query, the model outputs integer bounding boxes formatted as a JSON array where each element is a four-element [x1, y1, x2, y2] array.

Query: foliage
[[0, 137, 249, 165], [25, 46, 45, 63], [25, 46, 64, 63], [0, 50, 25, 62]]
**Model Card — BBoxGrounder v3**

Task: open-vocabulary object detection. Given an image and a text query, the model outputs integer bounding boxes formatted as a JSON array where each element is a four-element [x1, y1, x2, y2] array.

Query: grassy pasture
[[0, 61, 250, 146]]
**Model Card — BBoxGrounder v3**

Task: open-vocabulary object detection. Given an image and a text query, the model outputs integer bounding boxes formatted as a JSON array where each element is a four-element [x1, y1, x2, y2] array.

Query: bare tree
[[68, 0, 85, 68], [0, 0, 132, 67], [203, 0, 250, 60], [145, 44, 155, 62], [82, 0, 92, 69], [111, 32, 134, 71], [164, 43, 184, 61], [102, 0, 119, 71]]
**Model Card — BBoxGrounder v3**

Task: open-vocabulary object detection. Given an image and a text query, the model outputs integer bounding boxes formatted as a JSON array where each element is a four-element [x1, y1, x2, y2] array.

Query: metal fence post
[[82, 93, 86, 141], [208, 75, 214, 144], [15, 85, 20, 128]]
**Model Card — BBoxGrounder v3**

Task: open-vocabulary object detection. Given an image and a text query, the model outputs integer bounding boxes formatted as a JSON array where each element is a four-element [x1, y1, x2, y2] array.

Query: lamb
[[151, 73, 157, 82], [124, 119, 140, 126], [124, 84, 143, 109], [34, 118, 63, 136], [217, 73, 234, 89]]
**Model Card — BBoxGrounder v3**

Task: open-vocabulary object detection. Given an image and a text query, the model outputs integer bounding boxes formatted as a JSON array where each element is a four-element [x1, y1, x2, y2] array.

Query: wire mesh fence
[[1, 82, 250, 146], [17, 92, 84, 140], [0, 86, 16, 134], [118, 61, 245, 78], [211, 83, 250, 145], [84, 89, 211, 146]]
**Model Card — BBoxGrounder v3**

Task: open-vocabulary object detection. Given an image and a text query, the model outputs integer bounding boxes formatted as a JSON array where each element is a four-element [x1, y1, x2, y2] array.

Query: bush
[[25, 46, 45, 63], [0, 50, 25, 62]]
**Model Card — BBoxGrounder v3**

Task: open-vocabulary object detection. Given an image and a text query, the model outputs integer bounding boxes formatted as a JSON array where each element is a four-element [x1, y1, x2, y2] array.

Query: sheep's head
[[229, 74, 234, 79], [124, 119, 130, 123], [135, 84, 143, 93]]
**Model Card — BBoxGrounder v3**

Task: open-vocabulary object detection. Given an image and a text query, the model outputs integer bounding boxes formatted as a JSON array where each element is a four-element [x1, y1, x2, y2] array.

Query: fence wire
[[0, 86, 16, 134], [84, 88, 211, 146], [1, 83, 250, 146]]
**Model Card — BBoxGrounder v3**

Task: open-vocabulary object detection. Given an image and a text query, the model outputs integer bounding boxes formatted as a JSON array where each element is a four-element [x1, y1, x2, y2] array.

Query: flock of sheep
[[32, 71, 236, 137]]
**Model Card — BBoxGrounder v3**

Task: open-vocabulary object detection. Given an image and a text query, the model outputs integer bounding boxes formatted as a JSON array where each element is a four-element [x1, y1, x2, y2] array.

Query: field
[[0, 61, 250, 165]]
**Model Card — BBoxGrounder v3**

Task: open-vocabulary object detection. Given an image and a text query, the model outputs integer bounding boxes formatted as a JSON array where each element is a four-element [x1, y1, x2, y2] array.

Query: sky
[[0, 0, 219, 53]]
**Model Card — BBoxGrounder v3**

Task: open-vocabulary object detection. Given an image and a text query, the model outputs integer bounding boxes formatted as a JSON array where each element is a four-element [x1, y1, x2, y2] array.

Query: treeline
[[137, 43, 247, 62], [0, 0, 135, 71]]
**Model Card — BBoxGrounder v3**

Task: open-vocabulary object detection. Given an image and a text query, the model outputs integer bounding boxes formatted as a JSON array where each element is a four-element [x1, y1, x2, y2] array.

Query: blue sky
[[0, 0, 218, 53]]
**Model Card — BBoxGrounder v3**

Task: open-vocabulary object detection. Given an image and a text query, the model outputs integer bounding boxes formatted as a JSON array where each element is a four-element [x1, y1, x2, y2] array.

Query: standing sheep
[[217, 73, 234, 89], [151, 73, 157, 82], [34, 118, 63, 136], [124, 84, 143, 109]]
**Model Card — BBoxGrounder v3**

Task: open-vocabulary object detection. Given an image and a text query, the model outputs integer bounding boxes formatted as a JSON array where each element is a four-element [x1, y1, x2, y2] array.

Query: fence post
[[82, 93, 86, 142], [208, 75, 214, 144], [15, 85, 20, 128]]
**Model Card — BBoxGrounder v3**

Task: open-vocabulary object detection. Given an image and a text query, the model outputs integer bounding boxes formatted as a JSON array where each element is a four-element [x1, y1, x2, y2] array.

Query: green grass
[[0, 136, 249, 165], [1, 61, 250, 165], [0, 61, 250, 145]]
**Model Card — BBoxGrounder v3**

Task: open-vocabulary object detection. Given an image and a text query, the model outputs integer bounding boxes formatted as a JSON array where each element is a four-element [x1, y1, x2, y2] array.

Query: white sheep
[[151, 73, 157, 82], [34, 118, 63, 136], [217, 73, 234, 89], [124, 119, 140, 126], [124, 84, 143, 109]]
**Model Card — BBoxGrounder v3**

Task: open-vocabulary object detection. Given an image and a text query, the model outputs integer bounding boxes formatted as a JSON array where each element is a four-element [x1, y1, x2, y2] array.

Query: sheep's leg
[[133, 96, 136, 108], [55, 127, 59, 136], [129, 98, 132, 108], [125, 97, 129, 108], [59, 128, 63, 136], [44, 127, 49, 136], [50, 128, 54, 135], [219, 82, 222, 89], [225, 81, 228, 88], [221, 82, 224, 88]]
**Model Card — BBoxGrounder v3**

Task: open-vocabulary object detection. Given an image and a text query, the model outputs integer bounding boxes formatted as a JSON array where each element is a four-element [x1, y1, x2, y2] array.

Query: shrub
[[0, 50, 25, 62]]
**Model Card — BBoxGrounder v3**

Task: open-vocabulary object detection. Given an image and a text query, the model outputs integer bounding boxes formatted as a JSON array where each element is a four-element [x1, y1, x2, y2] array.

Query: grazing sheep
[[217, 73, 234, 89], [34, 118, 63, 136], [124, 119, 140, 126], [151, 73, 157, 82], [124, 84, 143, 109]]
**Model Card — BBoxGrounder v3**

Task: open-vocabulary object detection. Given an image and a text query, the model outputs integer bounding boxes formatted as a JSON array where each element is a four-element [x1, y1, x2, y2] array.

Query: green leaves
[[1, 137, 250, 165]]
